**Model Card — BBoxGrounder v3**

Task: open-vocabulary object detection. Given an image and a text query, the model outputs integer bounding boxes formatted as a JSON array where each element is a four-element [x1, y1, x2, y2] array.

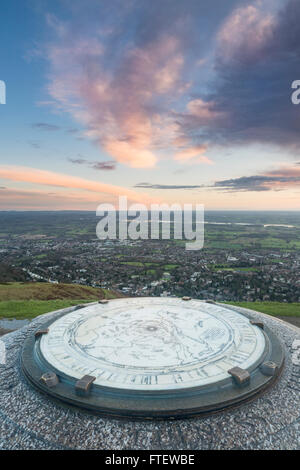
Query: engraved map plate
[[22, 297, 285, 418], [39, 298, 266, 391]]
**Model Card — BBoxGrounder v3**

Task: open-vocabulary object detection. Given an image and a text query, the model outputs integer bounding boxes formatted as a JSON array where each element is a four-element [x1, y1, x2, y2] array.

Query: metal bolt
[[228, 367, 250, 387], [40, 372, 59, 388], [260, 361, 278, 376], [250, 320, 264, 329], [35, 329, 49, 338], [75, 375, 96, 396]]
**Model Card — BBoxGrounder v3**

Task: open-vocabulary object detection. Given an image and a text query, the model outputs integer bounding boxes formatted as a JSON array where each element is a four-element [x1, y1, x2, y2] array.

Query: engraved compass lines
[[40, 298, 266, 391]]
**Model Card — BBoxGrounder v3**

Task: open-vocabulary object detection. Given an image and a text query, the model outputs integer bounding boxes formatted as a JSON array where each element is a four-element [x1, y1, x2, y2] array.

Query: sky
[[1, 0, 300, 210]]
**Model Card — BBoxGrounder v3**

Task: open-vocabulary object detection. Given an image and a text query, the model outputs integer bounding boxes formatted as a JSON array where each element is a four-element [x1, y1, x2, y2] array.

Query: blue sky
[[0, 0, 300, 210]]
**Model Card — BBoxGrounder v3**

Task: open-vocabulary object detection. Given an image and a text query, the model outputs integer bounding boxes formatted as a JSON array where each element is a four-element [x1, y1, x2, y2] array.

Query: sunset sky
[[1, 0, 300, 210]]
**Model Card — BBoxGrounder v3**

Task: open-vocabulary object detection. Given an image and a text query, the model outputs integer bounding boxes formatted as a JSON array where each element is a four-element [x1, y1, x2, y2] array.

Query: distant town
[[0, 211, 299, 303]]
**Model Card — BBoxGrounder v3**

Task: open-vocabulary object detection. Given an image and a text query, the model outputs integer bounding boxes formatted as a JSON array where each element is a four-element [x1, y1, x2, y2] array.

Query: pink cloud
[[46, 31, 188, 168], [0, 187, 110, 210], [0, 166, 159, 205], [186, 99, 224, 124], [267, 165, 300, 178], [264, 165, 300, 189], [218, 3, 276, 64], [174, 145, 213, 164]]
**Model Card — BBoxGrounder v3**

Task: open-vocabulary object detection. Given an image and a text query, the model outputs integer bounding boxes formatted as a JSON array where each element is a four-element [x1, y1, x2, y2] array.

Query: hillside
[[0, 282, 118, 301], [0, 263, 30, 283], [0, 282, 121, 321], [0, 283, 299, 328]]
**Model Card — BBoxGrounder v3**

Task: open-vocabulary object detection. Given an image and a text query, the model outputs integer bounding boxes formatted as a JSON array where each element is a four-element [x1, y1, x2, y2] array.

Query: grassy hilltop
[[224, 301, 300, 317], [0, 282, 120, 320], [0, 282, 299, 324]]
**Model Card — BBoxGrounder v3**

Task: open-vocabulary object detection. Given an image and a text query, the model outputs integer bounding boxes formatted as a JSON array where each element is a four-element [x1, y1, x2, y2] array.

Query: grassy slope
[[224, 301, 300, 317], [0, 282, 120, 319], [0, 283, 298, 320]]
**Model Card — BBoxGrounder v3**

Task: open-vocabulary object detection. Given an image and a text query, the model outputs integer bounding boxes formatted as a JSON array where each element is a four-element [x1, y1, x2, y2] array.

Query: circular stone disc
[[40, 298, 266, 391], [22, 298, 284, 418]]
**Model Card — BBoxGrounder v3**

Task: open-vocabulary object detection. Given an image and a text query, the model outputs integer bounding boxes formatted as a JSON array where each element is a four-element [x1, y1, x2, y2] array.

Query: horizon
[[1, 209, 300, 215]]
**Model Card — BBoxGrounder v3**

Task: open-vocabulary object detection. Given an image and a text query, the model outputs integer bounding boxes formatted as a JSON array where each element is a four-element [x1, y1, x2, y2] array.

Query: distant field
[[1, 211, 300, 251], [120, 261, 178, 270], [212, 266, 258, 272], [0, 282, 120, 319], [225, 301, 300, 317]]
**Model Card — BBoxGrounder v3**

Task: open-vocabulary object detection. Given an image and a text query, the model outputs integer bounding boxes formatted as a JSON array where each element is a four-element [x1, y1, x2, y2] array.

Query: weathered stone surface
[[0, 304, 299, 450]]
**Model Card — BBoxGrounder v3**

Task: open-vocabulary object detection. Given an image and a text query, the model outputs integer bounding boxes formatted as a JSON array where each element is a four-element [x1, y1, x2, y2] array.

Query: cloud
[[134, 182, 203, 190], [0, 165, 158, 204], [46, 30, 184, 167], [91, 161, 116, 171], [209, 165, 300, 192], [174, 144, 213, 164], [28, 141, 41, 149], [0, 187, 120, 210], [68, 158, 86, 165], [37, 0, 300, 168], [68, 157, 116, 170], [32, 123, 81, 137], [212, 176, 280, 192], [157, 0, 300, 156], [135, 164, 300, 192], [201, 0, 300, 150], [66, 128, 80, 134], [32, 122, 61, 131], [217, 4, 276, 65], [41, 1, 241, 168]]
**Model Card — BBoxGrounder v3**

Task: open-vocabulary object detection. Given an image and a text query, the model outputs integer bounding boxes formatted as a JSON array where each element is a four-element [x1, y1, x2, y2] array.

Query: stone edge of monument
[[20, 300, 285, 419]]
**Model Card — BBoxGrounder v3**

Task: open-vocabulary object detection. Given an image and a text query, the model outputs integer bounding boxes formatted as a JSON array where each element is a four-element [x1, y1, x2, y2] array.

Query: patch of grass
[[0, 282, 121, 319], [0, 300, 95, 320], [224, 301, 300, 317], [163, 264, 178, 270], [120, 261, 145, 267]]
